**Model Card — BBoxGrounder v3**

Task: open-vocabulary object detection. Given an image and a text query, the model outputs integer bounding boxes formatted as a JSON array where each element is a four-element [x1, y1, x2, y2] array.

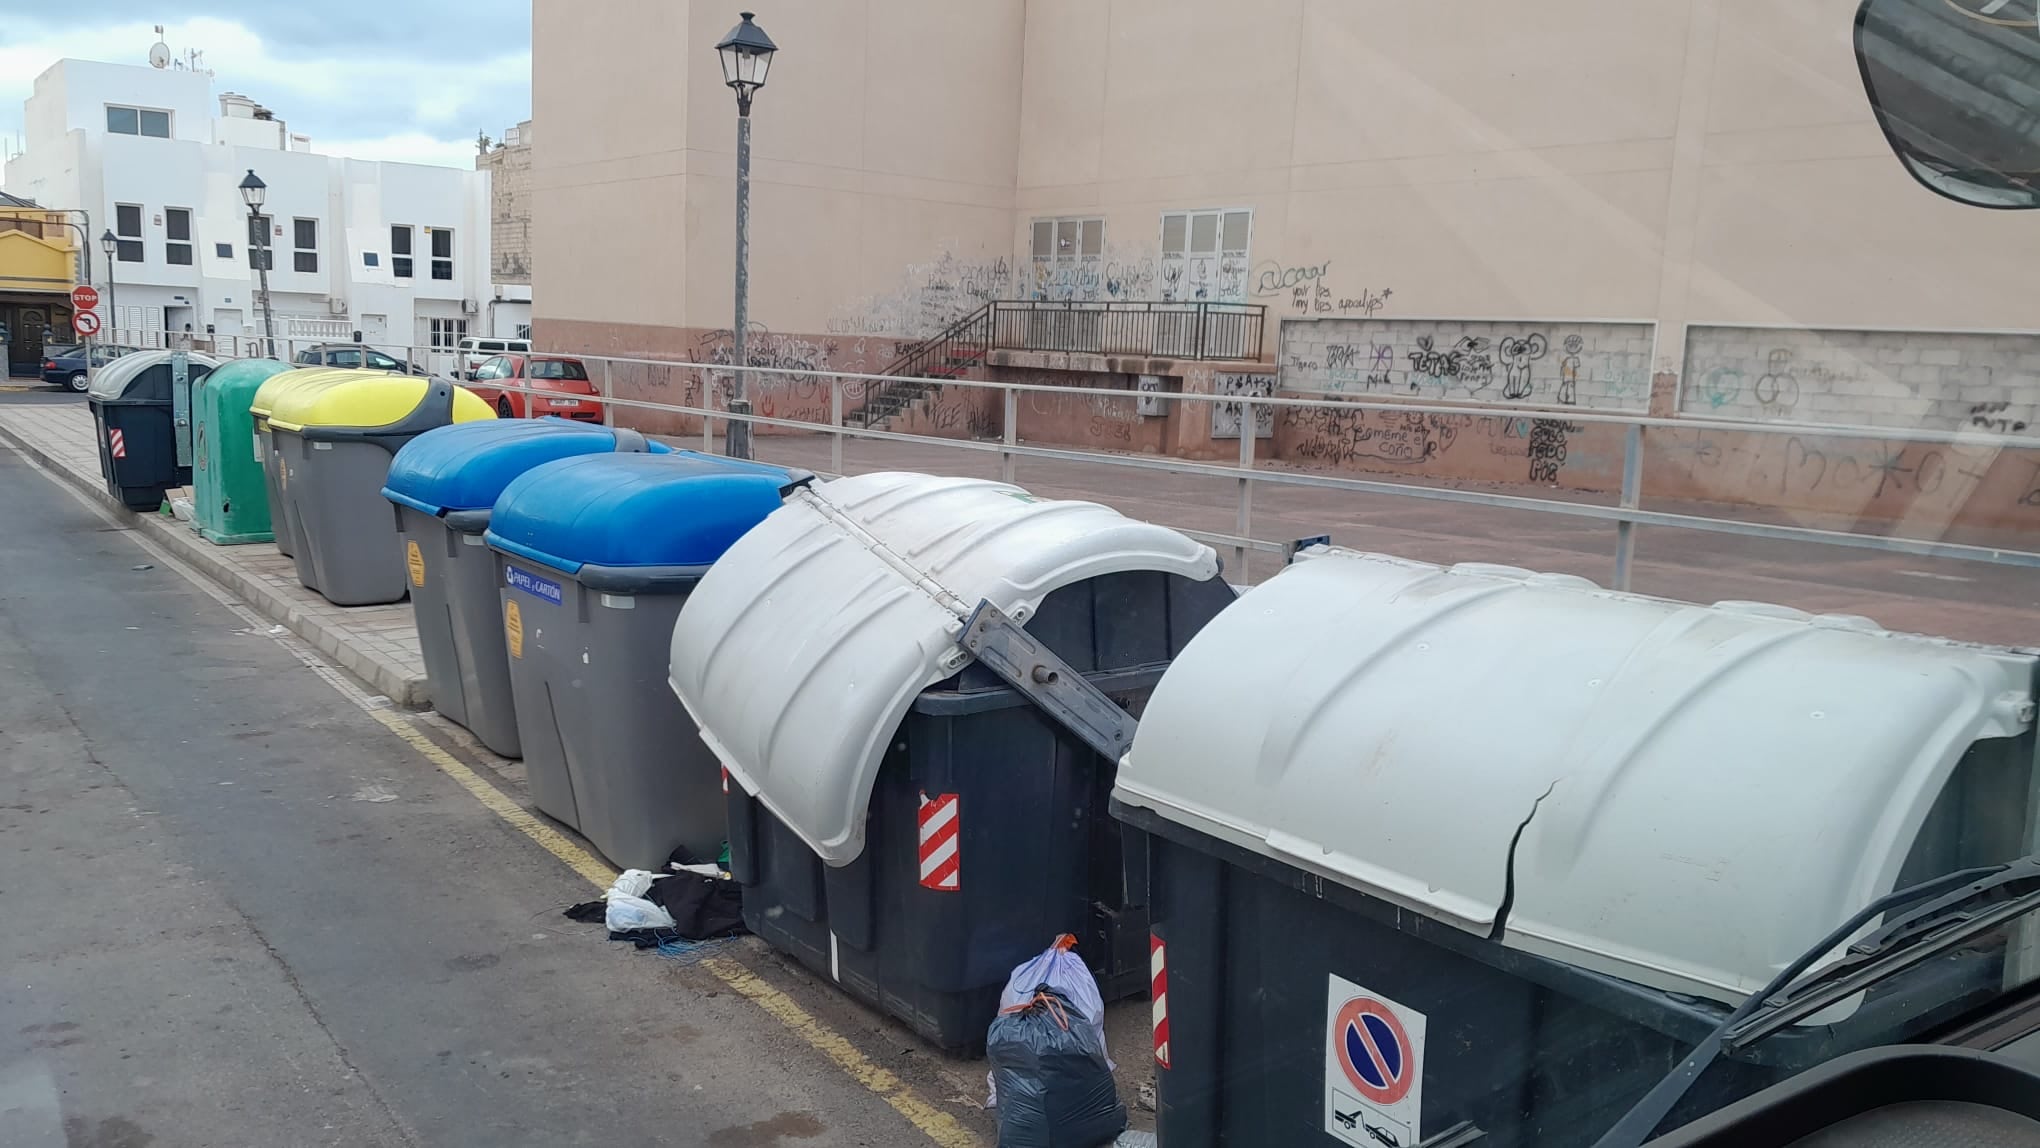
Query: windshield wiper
[[1590, 854, 2040, 1148]]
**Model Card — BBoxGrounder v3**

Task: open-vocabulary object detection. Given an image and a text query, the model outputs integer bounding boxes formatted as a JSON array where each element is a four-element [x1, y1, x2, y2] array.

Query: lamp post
[[715, 11, 777, 460], [99, 230, 117, 342], [239, 169, 278, 359]]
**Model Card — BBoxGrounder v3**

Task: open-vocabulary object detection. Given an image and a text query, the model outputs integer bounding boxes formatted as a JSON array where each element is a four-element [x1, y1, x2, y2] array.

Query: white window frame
[[113, 203, 144, 263], [1029, 216, 1104, 300], [1158, 208, 1252, 303], [105, 104, 172, 138], [293, 218, 319, 273], [163, 206, 193, 266]]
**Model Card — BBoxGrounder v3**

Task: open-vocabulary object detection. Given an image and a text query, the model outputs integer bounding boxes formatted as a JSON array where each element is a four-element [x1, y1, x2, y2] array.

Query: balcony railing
[[988, 300, 1265, 361]]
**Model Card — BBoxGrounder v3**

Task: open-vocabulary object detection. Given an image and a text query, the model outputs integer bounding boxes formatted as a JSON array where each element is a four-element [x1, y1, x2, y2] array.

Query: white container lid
[[669, 471, 1219, 865], [1116, 547, 2036, 1005]]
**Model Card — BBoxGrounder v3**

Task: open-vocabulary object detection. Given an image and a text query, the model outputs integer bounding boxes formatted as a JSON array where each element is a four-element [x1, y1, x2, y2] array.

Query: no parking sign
[[1325, 975, 1426, 1146]]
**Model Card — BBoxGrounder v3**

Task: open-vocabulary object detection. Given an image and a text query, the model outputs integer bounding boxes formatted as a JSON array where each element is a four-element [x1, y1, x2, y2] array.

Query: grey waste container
[[266, 373, 494, 606], [668, 472, 1238, 1050], [484, 450, 807, 869], [381, 418, 663, 757], [1113, 547, 2040, 1148]]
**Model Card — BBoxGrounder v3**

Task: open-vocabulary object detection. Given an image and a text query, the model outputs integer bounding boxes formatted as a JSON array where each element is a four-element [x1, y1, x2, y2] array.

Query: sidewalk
[[0, 401, 428, 705]]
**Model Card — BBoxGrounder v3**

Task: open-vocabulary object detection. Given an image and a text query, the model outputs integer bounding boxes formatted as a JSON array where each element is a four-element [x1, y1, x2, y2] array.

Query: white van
[[458, 336, 533, 379]]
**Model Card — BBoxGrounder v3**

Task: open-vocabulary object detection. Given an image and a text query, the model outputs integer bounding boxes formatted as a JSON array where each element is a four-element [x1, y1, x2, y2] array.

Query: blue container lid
[[484, 451, 802, 588], [380, 418, 669, 517]]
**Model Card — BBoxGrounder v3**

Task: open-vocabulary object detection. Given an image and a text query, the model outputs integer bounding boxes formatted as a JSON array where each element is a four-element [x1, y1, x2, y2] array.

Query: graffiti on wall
[[829, 249, 1015, 337], [1282, 319, 1654, 412], [1211, 372, 1275, 439]]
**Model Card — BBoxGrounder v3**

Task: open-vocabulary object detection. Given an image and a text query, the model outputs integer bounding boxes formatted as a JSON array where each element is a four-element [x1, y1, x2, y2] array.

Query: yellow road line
[[366, 709, 982, 1147], [367, 709, 619, 889], [700, 959, 981, 1148]]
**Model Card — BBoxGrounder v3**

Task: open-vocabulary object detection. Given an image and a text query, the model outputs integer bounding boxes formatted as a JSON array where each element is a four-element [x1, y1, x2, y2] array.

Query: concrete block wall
[[1681, 326, 2040, 433], [1277, 317, 1656, 412]]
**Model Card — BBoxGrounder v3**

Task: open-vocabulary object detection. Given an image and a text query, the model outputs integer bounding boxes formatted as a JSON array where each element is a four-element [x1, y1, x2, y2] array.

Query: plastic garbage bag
[[609, 869, 659, 899], [986, 936, 1127, 1148], [605, 893, 675, 932], [999, 934, 1112, 1068]]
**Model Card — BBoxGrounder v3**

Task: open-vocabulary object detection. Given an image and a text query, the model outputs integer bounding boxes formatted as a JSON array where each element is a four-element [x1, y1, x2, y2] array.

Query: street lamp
[[99, 229, 117, 341], [715, 10, 776, 459], [239, 169, 278, 359]]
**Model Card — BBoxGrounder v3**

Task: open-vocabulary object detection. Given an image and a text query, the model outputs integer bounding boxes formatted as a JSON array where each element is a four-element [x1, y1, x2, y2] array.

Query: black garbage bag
[[986, 988, 1128, 1148]]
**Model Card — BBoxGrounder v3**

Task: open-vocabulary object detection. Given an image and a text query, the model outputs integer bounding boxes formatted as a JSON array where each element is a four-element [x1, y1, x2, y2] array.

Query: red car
[[466, 354, 605, 421]]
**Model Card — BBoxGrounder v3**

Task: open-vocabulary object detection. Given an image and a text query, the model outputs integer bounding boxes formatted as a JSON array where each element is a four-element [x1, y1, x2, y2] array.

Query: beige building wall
[[531, 0, 2040, 528], [477, 120, 534, 284]]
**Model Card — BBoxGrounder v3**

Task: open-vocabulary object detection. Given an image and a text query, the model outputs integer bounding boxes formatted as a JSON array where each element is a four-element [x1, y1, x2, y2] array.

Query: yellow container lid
[[249, 366, 380, 420], [267, 374, 495, 434]]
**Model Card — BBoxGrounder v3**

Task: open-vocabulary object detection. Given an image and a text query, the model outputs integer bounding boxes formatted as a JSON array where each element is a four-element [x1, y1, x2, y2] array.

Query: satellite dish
[[148, 41, 171, 69]]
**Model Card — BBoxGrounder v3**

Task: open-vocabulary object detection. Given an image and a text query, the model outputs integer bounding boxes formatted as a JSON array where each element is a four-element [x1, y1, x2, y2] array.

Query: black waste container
[[1113, 546, 2040, 1148], [668, 471, 1237, 1051], [86, 349, 220, 510]]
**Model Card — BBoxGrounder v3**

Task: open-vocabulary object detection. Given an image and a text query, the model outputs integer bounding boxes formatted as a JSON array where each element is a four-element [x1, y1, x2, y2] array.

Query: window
[[365, 350, 403, 371], [430, 228, 453, 280], [429, 317, 468, 350], [1159, 209, 1251, 303], [293, 218, 318, 273], [164, 208, 193, 266], [528, 359, 588, 381], [328, 348, 364, 368], [362, 252, 380, 268], [1029, 217, 1103, 300], [0, 217, 45, 238], [114, 204, 144, 263], [105, 105, 171, 137], [246, 214, 272, 270], [390, 225, 413, 278], [475, 357, 510, 380], [216, 242, 234, 259]]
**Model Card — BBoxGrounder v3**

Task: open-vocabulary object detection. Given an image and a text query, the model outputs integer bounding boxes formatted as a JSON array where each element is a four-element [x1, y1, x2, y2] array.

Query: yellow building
[[0, 191, 81, 377]]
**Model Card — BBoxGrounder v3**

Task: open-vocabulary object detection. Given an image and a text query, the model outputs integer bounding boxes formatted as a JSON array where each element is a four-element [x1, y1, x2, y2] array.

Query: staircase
[[849, 305, 991, 431]]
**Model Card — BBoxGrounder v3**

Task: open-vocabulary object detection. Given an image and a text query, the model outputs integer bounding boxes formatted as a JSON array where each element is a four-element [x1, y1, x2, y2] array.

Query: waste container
[[192, 357, 293, 544], [86, 349, 221, 510], [486, 450, 806, 869], [382, 419, 667, 757], [267, 374, 493, 606], [668, 472, 1239, 1051], [251, 367, 363, 559], [1112, 547, 2040, 1148]]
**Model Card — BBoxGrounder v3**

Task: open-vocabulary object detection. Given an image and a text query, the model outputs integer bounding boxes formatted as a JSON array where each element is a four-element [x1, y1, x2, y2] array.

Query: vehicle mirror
[[1856, 0, 2040, 208]]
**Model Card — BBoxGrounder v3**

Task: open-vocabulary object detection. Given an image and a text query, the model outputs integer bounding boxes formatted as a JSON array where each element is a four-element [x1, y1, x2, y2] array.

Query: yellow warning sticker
[[505, 598, 524, 658], [406, 540, 426, 587]]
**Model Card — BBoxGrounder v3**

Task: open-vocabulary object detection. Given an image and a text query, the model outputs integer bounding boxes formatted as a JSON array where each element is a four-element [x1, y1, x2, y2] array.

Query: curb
[[0, 419, 430, 708]]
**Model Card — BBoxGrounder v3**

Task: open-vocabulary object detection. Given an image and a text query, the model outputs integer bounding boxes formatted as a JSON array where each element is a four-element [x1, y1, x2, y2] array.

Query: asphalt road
[[0, 440, 949, 1146]]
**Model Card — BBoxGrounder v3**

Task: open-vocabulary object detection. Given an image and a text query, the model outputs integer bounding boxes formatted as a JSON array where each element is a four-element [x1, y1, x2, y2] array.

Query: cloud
[[0, 11, 529, 169]]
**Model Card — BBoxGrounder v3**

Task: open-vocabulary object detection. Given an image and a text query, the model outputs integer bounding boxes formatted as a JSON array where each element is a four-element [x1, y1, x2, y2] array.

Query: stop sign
[[71, 285, 100, 310]]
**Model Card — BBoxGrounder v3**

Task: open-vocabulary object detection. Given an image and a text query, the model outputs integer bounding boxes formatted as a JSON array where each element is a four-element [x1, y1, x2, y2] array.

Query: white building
[[3, 57, 526, 371]]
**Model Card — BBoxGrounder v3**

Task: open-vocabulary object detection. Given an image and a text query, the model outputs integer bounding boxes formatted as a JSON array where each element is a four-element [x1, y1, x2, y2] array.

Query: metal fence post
[[830, 375, 844, 476], [1613, 422, 1644, 592], [1236, 396, 1255, 580], [1002, 386, 1018, 486], [701, 368, 715, 453], [601, 358, 614, 428]]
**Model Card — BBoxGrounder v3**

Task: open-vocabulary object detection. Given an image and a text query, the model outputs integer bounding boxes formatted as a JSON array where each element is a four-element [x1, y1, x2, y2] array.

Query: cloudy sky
[[0, 4, 531, 168]]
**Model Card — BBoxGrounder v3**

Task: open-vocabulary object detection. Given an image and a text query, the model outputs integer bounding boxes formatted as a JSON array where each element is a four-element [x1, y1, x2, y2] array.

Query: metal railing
[[146, 330, 2040, 603], [850, 307, 993, 429], [988, 300, 1266, 361]]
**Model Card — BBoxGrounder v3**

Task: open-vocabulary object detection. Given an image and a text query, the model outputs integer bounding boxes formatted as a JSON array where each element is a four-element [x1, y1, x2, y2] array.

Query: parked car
[[292, 343, 424, 374], [457, 336, 534, 380], [464, 355, 604, 421], [43, 343, 140, 391]]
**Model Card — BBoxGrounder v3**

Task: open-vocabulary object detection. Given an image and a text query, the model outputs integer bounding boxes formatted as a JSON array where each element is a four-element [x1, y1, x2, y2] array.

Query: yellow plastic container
[[268, 374, 495, 606]]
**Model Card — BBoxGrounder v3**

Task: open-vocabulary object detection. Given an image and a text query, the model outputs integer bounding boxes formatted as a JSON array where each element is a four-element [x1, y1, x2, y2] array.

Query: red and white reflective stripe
[[720, 766, 729, 795], [1151, 932, 1170, 1069], [916, 791, 961, 891], [108, 428, 126, 459]]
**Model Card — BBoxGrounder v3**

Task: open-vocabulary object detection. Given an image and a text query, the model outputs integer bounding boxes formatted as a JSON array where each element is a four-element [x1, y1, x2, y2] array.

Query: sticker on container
[[253, 431, 264, 466], [1324, 975, 1425, 1147], [504, 599, 524, 659], [504, 564, 564, 605], [405, 540, 426, 587]]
